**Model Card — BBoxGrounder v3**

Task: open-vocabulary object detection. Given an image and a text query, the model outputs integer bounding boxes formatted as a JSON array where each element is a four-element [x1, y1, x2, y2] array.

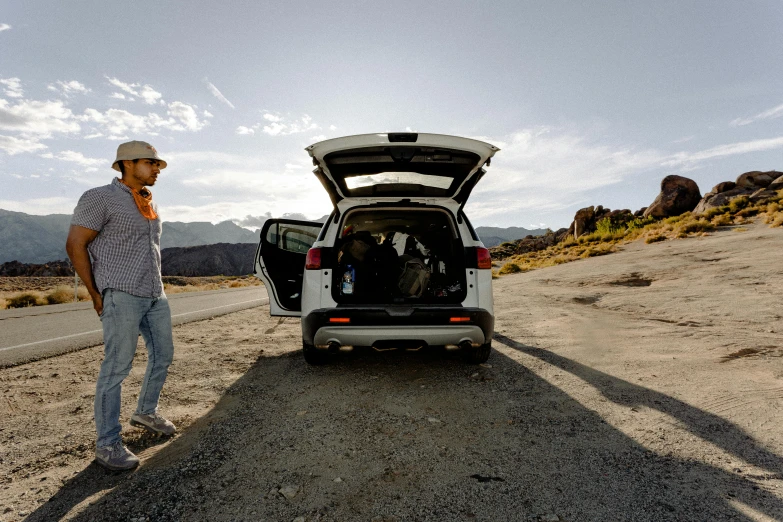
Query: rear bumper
[[302, 307, 494, 348]]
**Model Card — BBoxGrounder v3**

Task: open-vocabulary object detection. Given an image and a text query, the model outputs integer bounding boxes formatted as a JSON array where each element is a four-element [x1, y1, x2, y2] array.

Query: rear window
[[345, 172, 453, 190], [325, 146, 481, 198]]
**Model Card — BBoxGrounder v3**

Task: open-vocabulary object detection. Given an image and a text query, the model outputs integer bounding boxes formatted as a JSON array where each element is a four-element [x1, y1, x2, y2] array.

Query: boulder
[[633, 207, 647, 217], [749, 188, 780, 203], [769, 174, 783, 191], [693, 186, 755, 214], [735, 170, 780, 189], [572, 206, 595, 239], [711, 181, 736, 194], [643, 175, 702, 218]]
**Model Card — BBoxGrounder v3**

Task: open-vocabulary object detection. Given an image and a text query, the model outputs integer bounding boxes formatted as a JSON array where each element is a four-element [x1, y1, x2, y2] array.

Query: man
[[66, 140, 176, 471]]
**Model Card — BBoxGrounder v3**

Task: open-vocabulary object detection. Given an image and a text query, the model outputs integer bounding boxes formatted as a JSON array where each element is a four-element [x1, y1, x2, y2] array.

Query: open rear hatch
[[306, 133, 499, 206]]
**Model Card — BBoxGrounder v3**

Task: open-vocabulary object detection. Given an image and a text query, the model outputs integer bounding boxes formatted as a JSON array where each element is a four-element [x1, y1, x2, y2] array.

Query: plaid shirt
[[71, 178, 163, 297]]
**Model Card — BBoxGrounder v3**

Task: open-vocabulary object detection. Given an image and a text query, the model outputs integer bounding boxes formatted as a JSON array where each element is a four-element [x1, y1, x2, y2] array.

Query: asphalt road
[[0, 286, 268, 367]]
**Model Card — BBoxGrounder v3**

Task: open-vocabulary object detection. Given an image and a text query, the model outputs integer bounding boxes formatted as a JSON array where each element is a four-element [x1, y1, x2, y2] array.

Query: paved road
[[0, 286, 268, 367]]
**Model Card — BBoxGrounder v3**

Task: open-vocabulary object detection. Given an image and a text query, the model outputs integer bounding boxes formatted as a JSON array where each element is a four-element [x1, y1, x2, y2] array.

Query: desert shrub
[[702, 206, 730, 220], [664, 213, 690, 224], [626, 216, 656, 231], [729, 196, 749, 213], [711, 213, 732, 226], [7, 293, 41, 308], [645, 235, 666, 244], [736, 206, 759, 217], [581, 243, 615, 258], [500, 241, 515, 248], [46, 286, 77, 304], [596, 217, 623, 235], [498, 263, 523, 275], [733, 227, 748, 232], [676, 219, 715, 235]]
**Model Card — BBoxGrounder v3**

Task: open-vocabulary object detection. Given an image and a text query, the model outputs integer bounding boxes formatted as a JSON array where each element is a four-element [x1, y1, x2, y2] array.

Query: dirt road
[[1, 222, 781, 521]]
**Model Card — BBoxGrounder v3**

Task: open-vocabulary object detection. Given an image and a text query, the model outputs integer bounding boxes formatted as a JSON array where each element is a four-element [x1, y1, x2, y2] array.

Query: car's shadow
[[27, 338, 783, 521]]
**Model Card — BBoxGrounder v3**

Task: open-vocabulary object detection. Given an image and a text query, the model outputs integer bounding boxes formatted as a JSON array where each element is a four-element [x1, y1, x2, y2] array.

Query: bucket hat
[[111, 140, 167, 171]]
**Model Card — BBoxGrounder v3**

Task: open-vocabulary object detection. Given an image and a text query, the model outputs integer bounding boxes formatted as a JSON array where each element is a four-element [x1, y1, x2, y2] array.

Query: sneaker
[[95, 441, 139, 471], [130, 412, 176, 436]]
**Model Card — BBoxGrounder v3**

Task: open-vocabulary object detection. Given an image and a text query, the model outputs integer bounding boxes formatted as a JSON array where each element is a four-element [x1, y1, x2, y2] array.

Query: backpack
[[397, 256, 430, 298]]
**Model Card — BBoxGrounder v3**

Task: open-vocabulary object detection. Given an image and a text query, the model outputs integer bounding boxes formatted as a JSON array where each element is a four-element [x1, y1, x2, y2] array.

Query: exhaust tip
[[327, 341, 341, 353]]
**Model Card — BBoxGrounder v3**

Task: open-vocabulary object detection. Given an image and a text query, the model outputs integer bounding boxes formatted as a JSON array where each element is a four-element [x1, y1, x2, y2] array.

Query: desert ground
[[1, 221, 781, 521]]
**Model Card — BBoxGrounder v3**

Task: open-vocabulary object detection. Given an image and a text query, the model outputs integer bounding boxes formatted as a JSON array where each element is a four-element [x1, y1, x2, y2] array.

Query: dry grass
[[1, 285, 92, 309], [163, 275, 262, 294], [494, 190, 783, 278], [0, 275, 263, 309]]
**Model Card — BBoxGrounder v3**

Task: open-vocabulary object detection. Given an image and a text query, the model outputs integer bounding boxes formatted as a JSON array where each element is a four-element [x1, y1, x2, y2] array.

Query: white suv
[[255, 133, 498, 364]]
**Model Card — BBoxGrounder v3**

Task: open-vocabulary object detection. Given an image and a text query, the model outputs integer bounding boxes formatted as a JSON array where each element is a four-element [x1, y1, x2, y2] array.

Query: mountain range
[[0, 209, 544, 264], [0, 209, 259, 263]]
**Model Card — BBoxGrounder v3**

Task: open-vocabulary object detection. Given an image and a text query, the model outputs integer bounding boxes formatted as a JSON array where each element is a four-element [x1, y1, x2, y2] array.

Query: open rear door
[[255, 219, 323, 316]]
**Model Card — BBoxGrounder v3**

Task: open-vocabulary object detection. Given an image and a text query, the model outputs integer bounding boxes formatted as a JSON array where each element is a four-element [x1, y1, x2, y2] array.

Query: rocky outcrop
[[489, 229, 567, 259], [735, 171, 779, 189], [1, 243, 258, 278], [160, 243, 257, 277], [562, 206, 636, 240], [767, 174, 783, 191], [0, 260, 74, 277], [643, 175, 701, 218], [694, 170, 782, 214]]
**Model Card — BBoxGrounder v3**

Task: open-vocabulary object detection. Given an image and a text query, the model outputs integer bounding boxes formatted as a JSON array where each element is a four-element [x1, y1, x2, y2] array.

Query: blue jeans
[[95, 288, 174, 447]]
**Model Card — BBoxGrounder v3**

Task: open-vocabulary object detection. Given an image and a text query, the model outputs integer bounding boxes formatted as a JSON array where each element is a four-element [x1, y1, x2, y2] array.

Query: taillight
[[476, 247, 492, 269], [305, 247, 322, 270]]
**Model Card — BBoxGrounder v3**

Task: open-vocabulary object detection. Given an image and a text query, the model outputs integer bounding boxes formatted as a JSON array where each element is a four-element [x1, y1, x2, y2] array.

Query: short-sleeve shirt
[[71, 178, 163, 297]]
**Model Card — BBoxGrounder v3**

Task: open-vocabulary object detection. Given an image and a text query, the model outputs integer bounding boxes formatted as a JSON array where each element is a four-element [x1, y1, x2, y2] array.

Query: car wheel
[[303, 341, 329, 365], [462, 342, 491, 364]]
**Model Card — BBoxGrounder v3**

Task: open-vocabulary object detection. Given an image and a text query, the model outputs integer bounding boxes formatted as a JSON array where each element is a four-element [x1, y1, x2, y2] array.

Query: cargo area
[[331, 208, 467, 304]]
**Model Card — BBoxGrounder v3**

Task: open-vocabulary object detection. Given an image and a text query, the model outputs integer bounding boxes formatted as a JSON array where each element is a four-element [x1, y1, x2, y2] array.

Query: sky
[[1, 0, 781, 230]]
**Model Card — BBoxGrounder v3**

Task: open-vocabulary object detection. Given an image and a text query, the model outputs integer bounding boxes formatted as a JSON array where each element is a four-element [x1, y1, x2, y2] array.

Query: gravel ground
[[1, 223, 782, 521]]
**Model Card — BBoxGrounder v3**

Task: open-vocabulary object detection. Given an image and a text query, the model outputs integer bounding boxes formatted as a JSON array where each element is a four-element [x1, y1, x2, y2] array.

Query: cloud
[[662, 136, 783, 168], [730, 103, 783, 127], [79, 101, 208, 136], [310, 134, 326, 142], [105, 77, 163, 105], [0, 196, 76, 215], [237, 114, 323, 137], [262, 114, 318, 136], [110, 93, 127, 100], [106, 77, 139, 96], [203, 110, 213, 118], [167, 101, 206, 131], [202, 78, 235, 109], [466, 127, 665, 220], [42, 150, 103, 167], [159, 150, 333, 220], [232, 213, 272, 229], [140, 85, 163, 105], [0, 23, 11, 33], [0, 77, 23, 98], [0, 98, 80, 137], [0, 134, 47, 155], [47, 80, 91, 96]]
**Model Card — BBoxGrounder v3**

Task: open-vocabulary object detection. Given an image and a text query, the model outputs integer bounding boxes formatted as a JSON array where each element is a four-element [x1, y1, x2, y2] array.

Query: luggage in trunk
[[332, 208, 467, 304]]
